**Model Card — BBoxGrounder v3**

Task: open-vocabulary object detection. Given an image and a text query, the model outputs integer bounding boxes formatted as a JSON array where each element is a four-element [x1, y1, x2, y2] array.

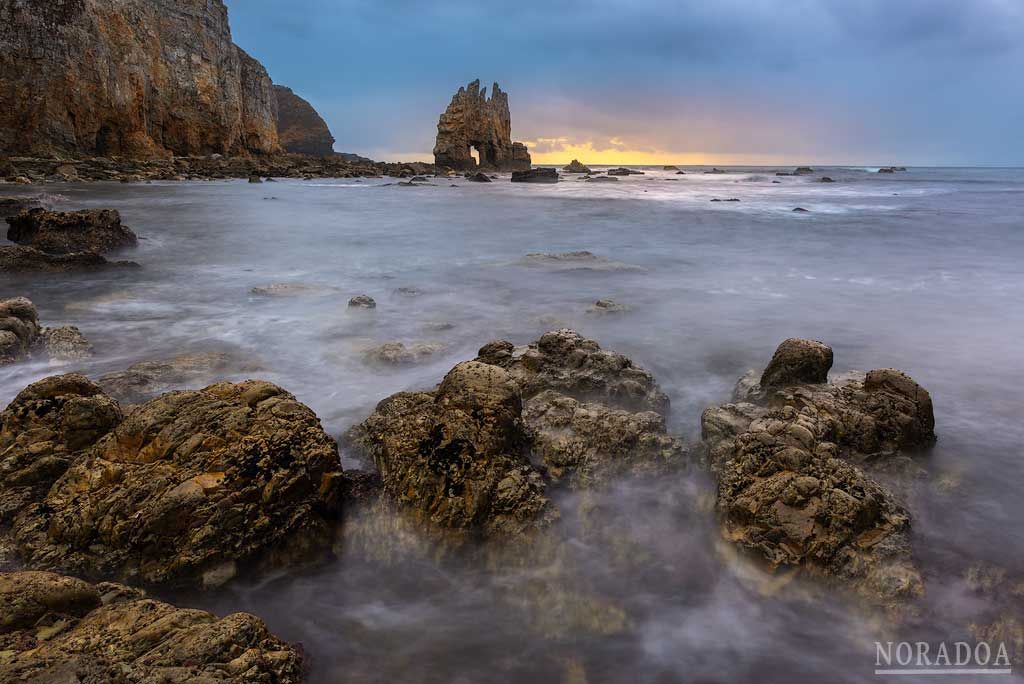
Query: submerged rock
[[363, 341, 446, 366], [0, 196, 47, 219], [819, 176, 835, 183], [6, 209, 137, 254], [0, 245, 139, 273], [40, 325, 94, 362], [562, 159, 592, 174], [701, 339, 936, 611], [586, 299, 628, 314], [96, 351, 248, 405], [585, 175, 619, 183], [606, 167, 644, 176], [348, 294, 377, 309], [249, 282, 318, 297], [10, 380, 344, 589], [511, 168, 559, 183], [0, 570, 306, 683], [518, 251, 643, 272], [793, 166, 815, 175]]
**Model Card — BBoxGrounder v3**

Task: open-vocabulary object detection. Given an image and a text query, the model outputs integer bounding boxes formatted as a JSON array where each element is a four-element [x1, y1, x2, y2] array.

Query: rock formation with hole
[[433, 80, 531, 171]]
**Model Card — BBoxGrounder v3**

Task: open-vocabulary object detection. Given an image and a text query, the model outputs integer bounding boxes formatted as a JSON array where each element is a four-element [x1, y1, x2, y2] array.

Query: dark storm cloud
[[225, 0, 1024, 164]]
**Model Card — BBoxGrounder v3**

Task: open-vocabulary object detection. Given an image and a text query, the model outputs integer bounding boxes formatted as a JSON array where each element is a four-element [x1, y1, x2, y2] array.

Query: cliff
[[433, 80, 531, 171], [0, 0, 281, 157], [273, 85, 335, 156]]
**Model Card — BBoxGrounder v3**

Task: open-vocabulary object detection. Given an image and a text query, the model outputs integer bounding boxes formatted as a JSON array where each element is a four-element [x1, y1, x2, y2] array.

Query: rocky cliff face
[[273, 85, 335, 156], [433, 80, 531, 171], [0, 0, 281, 157]]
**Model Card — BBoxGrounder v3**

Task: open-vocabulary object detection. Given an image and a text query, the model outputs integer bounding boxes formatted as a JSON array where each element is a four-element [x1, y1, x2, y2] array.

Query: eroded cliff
[[0, 0, 281, 157], [273, 85, 335, 156]]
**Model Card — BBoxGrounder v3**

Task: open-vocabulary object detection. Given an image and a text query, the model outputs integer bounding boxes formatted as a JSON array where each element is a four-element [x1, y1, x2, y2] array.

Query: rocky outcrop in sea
[[433, 80, 532, 171], [273, 85, 336, 156]]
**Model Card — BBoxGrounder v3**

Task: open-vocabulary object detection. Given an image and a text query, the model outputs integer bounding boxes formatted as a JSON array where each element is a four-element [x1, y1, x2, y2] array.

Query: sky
[[225, 0, 1024, 166]]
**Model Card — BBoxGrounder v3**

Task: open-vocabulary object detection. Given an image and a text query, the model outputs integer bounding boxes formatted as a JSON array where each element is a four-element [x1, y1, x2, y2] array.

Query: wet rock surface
[[0, 570, 305, 683], [701, 339, 936, 610], [95, 351, 251, 405], [0, 374, 122, 523], [6, 208, 137, 254], [348, 330, 685, 540], [0, 297, 41, 365], [9, 380, 343, 589], [40, 326, 94, 362], [0, 245, 139, 273]]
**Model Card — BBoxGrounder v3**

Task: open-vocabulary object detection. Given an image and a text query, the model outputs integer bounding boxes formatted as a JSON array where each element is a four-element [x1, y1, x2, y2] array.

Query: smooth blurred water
[[2, 166, 1023, 682]]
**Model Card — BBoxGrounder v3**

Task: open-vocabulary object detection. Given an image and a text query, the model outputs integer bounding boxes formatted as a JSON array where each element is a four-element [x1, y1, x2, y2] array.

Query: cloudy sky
[[226, 0, 1024, 165]]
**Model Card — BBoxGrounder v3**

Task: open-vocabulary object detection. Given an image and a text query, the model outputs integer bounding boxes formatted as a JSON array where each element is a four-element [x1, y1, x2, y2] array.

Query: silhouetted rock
[[586, 176, 619, 183], [563, 159, 591, 174], [794, 166, 814, 175], [819, 176, 835, 183], [433, 80, 531, 171], [511, 168, 558, 183]]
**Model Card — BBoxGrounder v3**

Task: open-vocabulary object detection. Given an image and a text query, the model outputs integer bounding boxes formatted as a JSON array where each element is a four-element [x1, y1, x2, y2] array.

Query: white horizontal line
[[875, 670, 1012, 676]]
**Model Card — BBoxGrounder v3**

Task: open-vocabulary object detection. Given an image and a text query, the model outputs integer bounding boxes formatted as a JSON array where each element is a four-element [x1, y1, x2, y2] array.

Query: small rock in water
[[793, 166, 815, 175], [467, 172, 492, 183], [819, 176, 835, 183], [248, 175, 262, 183], [519, 251, 643, 272], [250, 283, 316, 297], [363, 341, 446, 366], [392, 286, 422, 297], [710, 198, 741, 202], [511, 168, 559, 183], [606, 167, 644, 176], [587, 299, 628, 314], [585, 176, 619, 183], [704, 167, 726, 174], [348, 294, 377, 309], [792, 207, 810, 213], [41, 325, 94, 361], [563, 159, 592, 174]]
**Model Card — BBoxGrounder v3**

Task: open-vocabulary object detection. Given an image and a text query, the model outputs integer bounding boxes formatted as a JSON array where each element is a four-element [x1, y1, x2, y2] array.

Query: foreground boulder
[[0, 571, 305, 683], [10, 380, 343, 589], [511, 168, 558, 183], [0, 245, 139, 273], [348, 330, 686, 538], [701, 339, 936, 610], [0, 375, 122, 522], [6, 209, 137, 254]]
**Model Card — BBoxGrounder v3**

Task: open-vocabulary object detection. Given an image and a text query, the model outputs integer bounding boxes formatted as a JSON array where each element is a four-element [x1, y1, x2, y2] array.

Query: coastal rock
[[467, 172, 493, 183], [606, 167, 644, 176], [348, 361, 551, 539], [40, 326, 94, 361], [663, 165, 679, 171], [518, 250, 643, 272], [0, 570, 305, 683], [10, 380, 344, 588], [363, 341, 446, 366], [348, 330, 683, 537], [6, 209, 137, 254], [348, 294, 377, 309], [586, 299, 628, 314], [474, 329, 669, 415], [585, 175, 619, 183], [563, 159, 592, 174], [0, 0, 281, 157], [0, 297, 41, 365], [511, 168, 559, 183], [0, 246, 139, 273], [433, 80, 532, 171], [0, 374, 123, 523], [760, 338, 833, 389], [95, 351, 253, 407], [819, 176, 835, 183], [701, 340, 936, 610], [0, 196, 46, 219], [794, 167, 814, 175], [273, 85, 335, 156], [704, 168, 727, 174]]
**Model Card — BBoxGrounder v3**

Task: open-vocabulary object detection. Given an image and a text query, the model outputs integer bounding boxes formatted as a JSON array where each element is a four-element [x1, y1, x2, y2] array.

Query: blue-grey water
[[2, 166, 1023, 682]]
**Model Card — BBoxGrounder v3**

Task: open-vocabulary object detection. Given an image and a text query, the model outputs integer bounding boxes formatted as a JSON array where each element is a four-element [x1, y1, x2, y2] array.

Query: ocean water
[[2, 166, 1023, 682]]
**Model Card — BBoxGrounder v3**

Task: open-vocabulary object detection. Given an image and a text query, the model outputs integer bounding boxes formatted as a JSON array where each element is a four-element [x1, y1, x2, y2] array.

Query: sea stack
[[273, 85, 336, 156], [433, 80, 532, 171]]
